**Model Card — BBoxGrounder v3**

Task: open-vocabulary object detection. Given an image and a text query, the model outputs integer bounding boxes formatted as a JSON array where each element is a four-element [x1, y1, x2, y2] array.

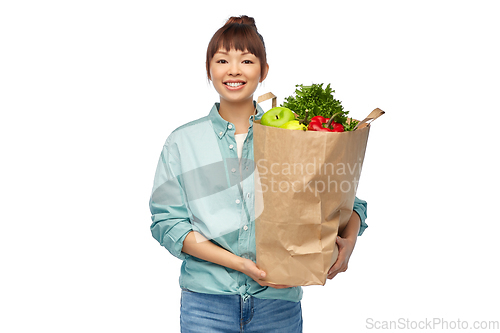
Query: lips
[[223, 80, 246, 90]]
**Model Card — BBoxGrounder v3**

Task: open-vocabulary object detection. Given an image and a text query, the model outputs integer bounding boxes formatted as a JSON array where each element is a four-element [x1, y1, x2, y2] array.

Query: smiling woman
[[149, 14, 370, 333], [149, 15, 306, 332], [205, 17, 269, 129]]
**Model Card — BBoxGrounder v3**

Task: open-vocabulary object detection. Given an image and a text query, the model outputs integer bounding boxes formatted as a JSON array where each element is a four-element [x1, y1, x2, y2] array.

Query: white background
[[1, 0, 499, 332]]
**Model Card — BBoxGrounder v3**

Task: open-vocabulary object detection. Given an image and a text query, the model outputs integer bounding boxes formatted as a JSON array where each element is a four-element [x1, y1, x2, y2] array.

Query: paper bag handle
[[354, 108, 385, 130], [257, 92, 277, 108]]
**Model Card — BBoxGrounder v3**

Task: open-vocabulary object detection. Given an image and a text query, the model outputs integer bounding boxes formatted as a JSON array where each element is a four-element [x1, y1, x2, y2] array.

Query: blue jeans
[[180, 289, 303, 333]]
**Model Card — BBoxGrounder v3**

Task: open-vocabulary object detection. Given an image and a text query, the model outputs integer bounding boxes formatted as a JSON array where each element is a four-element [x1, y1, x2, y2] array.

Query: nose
[[228, 62, 241, 76]]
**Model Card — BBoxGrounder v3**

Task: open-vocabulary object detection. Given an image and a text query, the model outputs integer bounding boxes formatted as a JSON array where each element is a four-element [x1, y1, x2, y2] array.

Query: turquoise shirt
[[149, 102, 368, 302]]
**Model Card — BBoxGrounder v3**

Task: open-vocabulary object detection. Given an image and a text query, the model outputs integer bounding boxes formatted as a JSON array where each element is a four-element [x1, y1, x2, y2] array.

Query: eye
[[217, 59, 228, 64], [243, 60, 253, 64]]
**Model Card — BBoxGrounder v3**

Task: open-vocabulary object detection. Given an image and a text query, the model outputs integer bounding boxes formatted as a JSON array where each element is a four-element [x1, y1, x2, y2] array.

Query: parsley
[[281, 83, 359, 131]]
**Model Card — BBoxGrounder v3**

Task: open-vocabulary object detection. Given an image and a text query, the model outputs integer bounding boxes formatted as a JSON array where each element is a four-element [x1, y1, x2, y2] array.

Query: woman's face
[[209, 48, 268, 105]]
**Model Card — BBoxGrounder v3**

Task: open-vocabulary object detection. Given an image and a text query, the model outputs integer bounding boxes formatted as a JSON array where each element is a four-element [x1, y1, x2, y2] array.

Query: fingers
[[327, 244, 348, 279], [328, 265, 343, 279], [243, 259, 294, 288], [326, 235, 353, 280], [242, 259, 266, 280], [254, 276, 293, 289], [336, 235, 346, 248], [329, 250, 346, 274], [258, 281, 294, 289], [252, 273, 294, 289], [252, 268, 266, 279], [272, 283, 294, 288], [327, 263, 348, 279], [329, 260, 341, 275], [328, 262, 341, 279]]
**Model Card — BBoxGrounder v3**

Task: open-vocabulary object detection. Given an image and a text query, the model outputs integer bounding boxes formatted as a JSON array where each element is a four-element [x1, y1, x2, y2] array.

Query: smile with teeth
[[225, 82, 245, 87]]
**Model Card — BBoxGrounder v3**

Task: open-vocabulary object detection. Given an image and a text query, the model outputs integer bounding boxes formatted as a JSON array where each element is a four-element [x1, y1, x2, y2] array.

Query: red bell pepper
[[307, 115, 344, 132]]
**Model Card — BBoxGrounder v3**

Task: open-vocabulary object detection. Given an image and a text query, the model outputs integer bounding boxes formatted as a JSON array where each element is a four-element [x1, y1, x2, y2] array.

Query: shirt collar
[[210, 101, 265, 140]]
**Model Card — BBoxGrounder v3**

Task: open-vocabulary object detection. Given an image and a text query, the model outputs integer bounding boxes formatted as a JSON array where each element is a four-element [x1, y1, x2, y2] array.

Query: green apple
[[260, 107, 296, 127], [279, 120, 307, 131]]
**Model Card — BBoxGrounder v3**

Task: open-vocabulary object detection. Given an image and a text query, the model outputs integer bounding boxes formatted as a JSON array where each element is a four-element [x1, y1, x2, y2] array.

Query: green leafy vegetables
[[281, 83, 359, 131]]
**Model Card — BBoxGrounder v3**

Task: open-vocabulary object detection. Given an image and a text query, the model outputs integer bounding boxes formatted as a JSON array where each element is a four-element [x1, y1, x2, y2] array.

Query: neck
[[218, 98, 256, 134]]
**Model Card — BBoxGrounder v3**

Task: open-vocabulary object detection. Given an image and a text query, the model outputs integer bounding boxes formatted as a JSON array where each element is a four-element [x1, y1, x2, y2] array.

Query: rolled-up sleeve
[[353, 196, 368, 236], [149, 143, 192, 260]]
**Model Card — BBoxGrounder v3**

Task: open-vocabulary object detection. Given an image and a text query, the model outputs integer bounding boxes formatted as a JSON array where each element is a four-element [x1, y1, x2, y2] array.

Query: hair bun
[[224, 15, 257, 29]]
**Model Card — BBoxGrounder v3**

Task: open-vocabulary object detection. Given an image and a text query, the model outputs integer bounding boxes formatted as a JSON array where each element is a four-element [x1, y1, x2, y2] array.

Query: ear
[[259, 63, 270, 82]]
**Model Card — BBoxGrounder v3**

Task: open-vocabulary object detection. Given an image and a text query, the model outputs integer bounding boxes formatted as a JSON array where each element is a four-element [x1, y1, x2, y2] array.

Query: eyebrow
[[215, 51, 252, 55]]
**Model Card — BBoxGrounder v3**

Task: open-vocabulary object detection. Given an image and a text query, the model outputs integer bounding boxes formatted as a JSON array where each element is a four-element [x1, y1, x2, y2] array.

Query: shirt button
[[228, 124, 233, 129], [231, 168, 236, 173], [246, 193, 250, 199], [243, 225, 248, 231], [219, 131, 223, 136], [235, 199, 240, 204], [229, 144, 234, 149]]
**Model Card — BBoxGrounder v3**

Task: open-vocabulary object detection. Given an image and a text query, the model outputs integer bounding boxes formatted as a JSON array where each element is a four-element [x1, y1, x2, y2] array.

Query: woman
[[149, 15, 368, 332]]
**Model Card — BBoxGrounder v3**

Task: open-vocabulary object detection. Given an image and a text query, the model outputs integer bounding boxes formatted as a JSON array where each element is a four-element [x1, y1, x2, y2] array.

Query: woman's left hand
[[327, 236, 355, 280]]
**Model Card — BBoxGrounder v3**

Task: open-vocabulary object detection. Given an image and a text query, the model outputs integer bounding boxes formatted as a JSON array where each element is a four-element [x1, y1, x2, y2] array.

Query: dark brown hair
[[206, 15, 267, 79]]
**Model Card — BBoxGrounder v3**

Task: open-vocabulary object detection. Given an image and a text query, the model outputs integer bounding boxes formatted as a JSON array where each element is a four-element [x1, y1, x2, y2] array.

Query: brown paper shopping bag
[[254, 94, 383, 286]]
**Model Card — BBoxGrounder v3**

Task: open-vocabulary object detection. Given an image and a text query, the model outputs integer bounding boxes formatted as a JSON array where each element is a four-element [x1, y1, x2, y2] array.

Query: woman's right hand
[[239, 258, 294, 289], [181, 232, 294, 289]]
